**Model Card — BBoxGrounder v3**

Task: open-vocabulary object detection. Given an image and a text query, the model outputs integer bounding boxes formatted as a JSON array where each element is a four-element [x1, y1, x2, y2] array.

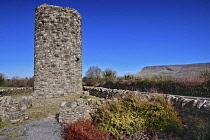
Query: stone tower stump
[[33, 4, 82, 97]]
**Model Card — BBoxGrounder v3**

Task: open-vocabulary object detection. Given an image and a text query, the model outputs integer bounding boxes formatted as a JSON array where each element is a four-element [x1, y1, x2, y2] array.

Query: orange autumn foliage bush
[[62, 119, 110, 140]]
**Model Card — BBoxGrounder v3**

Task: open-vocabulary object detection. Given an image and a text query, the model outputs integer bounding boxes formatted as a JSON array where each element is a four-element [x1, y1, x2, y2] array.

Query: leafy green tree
[[27, 77, 34, 87], [0, 73, 6, 86], [124, 74, 134, 80], [102, 69, 117, 82]]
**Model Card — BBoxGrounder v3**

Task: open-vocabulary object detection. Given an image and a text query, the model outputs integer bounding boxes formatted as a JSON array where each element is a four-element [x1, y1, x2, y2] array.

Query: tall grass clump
[[0, 119, 9, 128], [189, 118, 210, 140], [176, 117, 210, 140], [92, 94, 183, 139]]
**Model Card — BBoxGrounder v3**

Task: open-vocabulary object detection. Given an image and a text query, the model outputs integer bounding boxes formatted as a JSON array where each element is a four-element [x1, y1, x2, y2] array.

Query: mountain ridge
[[134, 62, 210, 78]]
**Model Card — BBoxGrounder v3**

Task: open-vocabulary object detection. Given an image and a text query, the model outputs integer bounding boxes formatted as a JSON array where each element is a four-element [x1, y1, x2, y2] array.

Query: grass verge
[[28, 93, 82, 119], [10, 93, 31, 98]]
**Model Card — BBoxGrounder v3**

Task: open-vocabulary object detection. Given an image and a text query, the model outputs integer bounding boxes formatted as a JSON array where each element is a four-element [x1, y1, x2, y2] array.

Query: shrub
[[62, 119, 109, 140], [175, 117, 210, 140], [102, 69, 117, 82], [92, 94, 183, 139], [189, 118, 209, 140], [124, 74, 134, 80], [191, 118, 210, 140]]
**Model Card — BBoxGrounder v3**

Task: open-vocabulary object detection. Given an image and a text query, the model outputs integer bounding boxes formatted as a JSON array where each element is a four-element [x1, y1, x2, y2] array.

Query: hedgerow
[[101, 79, 210, 97]]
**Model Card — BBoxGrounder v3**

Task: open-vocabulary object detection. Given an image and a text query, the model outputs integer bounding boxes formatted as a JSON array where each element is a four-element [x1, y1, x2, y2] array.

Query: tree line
[[0, 67, 209, 88], [0, 73, 34, 87], [83, 66, 118, 86], [83, 66, 210, 86]]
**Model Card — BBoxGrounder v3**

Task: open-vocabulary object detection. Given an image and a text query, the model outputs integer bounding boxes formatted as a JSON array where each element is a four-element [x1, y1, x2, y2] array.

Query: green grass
[[0, 119, 10, 128], [0, 128, 25, 140], [10, 93, 31, 98], [28, 93, 82, 119], [83, 95, 101, 100]]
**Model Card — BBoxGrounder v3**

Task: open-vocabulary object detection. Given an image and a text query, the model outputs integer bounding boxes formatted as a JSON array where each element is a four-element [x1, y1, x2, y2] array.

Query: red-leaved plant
[[62, 119, 110, 140]]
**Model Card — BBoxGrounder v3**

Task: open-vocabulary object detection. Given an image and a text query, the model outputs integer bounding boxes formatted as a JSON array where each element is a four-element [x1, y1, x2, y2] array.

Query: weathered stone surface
[[59, 98, 105, 123], [34, 4, 82, 97], [83, 86, 130, 98], [0, 96, 32, 123], [80, 91, 90, 98]]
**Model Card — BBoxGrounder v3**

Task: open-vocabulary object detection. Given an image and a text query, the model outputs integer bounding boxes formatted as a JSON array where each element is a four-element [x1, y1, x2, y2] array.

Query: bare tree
[[84, 66, 102, 86], [86, 66, 102, 79]]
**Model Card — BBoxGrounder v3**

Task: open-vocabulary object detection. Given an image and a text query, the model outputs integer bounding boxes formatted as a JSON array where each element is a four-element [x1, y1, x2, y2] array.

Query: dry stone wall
[[167, 95, 210, 125], [0, 87, 33, 97], [83, 86, 131, 98], [65, 86, 209, 125], [0, 96, 32, 123], [34, 4, 82, 97], [59, 98, 107, 123]]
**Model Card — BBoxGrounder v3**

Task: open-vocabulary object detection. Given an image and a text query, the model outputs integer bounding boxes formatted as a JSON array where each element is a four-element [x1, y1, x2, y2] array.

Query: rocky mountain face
[[134, 63, 210, 78]]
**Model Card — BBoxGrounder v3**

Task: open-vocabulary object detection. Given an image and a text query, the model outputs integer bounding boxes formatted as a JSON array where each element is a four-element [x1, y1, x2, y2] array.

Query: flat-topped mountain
[[134, 62, 210, 78]]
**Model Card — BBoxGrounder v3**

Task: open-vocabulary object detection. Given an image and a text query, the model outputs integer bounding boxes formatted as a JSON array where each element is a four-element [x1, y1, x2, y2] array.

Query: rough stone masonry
[[33, 4, 82, 97]]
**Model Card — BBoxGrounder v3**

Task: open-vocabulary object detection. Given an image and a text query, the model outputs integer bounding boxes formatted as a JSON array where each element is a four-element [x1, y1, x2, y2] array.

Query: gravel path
[[0, 115, 62, 140]]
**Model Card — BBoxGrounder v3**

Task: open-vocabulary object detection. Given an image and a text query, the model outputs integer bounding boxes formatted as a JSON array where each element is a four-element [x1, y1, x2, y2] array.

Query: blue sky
[[0, 0, 210, 78]]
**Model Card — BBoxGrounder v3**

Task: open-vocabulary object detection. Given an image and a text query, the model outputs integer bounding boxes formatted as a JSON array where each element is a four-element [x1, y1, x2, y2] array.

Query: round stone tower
[[33, 4, 82, 97]]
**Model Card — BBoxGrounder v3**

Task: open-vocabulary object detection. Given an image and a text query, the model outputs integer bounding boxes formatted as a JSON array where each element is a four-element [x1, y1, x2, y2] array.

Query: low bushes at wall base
[[92, 94, 183, 139], [83, 86, 210, 128], [60, 87, 210, 139]]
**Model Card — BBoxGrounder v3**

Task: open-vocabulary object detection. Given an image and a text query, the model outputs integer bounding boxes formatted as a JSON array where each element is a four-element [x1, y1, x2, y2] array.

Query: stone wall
[[0, 96, 32, 123], [59, 87, 210, 124], [59, 98, 107, 123], [167, 95, 210, 125], [83, 86, 210, 125], [34, 4, 82, 97], [0, 87, 33, 97], [83, 86, 131, 98]]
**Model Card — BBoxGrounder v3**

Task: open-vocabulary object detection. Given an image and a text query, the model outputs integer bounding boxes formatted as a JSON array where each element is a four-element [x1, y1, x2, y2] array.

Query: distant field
[[0, 87, 18, 90]]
